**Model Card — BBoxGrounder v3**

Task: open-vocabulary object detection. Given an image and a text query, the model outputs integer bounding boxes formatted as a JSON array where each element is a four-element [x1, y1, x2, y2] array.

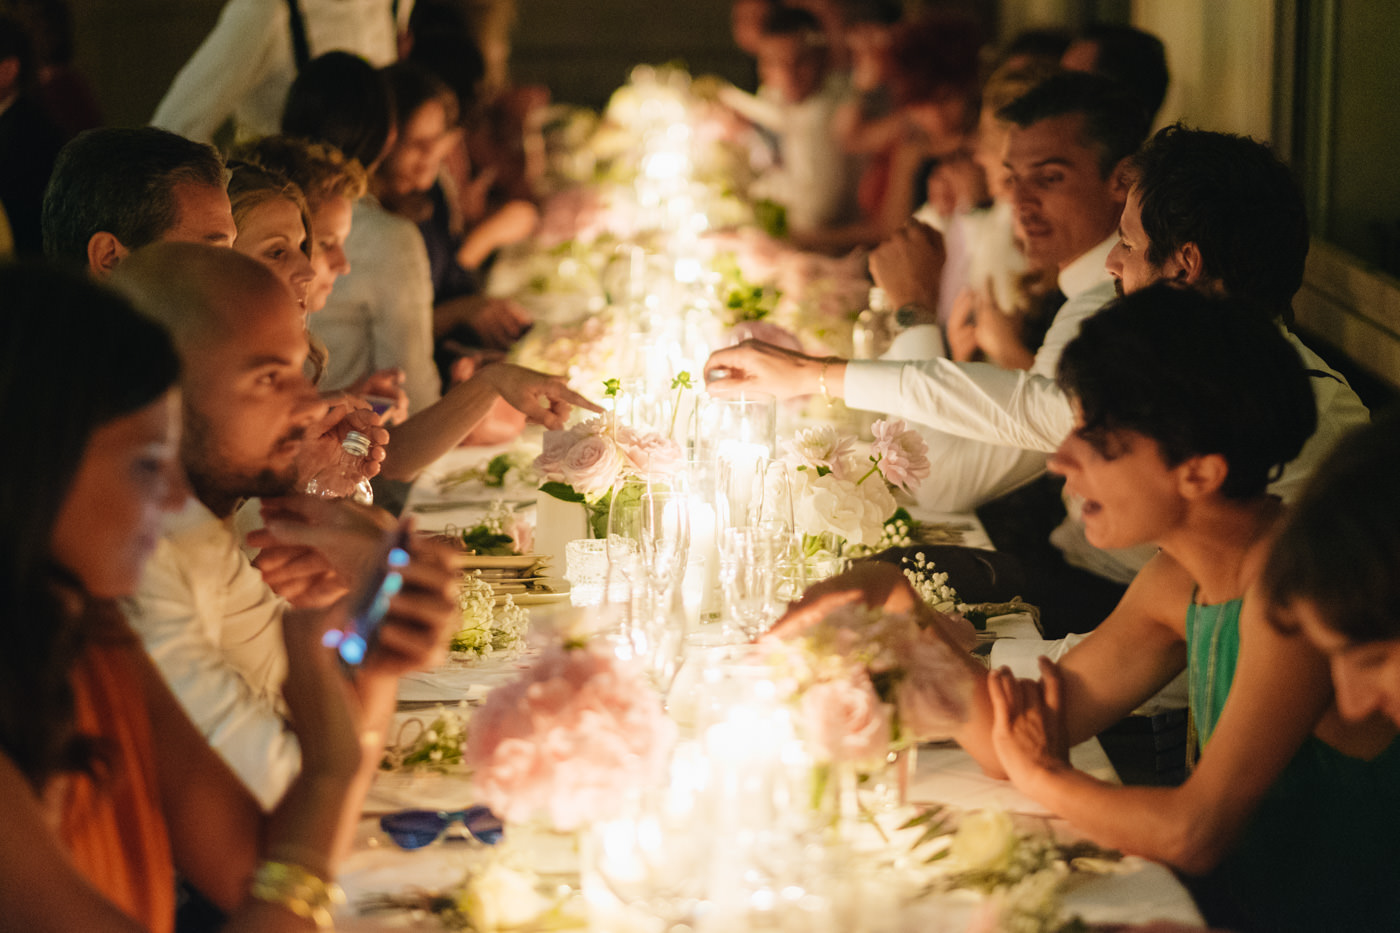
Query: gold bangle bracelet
[[249, 859, 345, 929]]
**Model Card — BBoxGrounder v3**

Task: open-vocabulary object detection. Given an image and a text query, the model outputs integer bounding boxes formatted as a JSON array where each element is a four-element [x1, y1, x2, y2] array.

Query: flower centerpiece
[[783, 419, 930, 563], [465, 638, 677, 832], [766, 601, 974, 768], [533, 382, 685, 538], [380, 702, 471, 773]]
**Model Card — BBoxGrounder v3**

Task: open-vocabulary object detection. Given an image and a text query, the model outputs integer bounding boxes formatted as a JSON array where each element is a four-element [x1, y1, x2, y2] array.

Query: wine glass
[[756, 460, 807, 612], [717, 526, 778, 640]]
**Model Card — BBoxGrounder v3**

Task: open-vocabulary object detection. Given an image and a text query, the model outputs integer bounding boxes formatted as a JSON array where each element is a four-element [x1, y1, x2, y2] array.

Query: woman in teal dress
[[785, 286, 1400, 930]]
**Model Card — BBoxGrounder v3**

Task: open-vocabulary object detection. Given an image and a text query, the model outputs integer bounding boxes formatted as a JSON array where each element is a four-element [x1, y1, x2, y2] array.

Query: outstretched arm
[[989, 579, 1334, 873], [377, 363, 601, 481]]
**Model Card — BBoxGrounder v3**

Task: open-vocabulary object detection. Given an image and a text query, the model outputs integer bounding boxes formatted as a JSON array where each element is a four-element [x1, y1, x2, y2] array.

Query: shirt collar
[[1057, 233, 1118, 300]]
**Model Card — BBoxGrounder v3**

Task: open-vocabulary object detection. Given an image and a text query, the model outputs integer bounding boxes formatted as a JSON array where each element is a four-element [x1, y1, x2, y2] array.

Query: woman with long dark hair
[[0, 262, 438, 931]]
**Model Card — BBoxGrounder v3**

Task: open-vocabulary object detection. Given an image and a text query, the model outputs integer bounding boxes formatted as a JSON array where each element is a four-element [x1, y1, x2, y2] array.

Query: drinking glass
[[718, 526, 778, 640], [756, 460, 807, 609]]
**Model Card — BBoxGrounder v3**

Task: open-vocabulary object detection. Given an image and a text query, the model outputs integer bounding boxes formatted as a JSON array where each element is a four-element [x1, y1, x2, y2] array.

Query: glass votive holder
[[695, 392, 777, 466], [565, 538, 608, 607]]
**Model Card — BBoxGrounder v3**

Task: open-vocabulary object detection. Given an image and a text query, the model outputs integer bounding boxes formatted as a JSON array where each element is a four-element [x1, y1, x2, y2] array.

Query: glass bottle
[[851, 286, 895, 359], [304, 430, 374, 505]]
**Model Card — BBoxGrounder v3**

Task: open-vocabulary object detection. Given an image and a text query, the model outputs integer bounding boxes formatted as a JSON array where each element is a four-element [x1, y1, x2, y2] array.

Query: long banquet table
[[327, 442, 1205, 930]]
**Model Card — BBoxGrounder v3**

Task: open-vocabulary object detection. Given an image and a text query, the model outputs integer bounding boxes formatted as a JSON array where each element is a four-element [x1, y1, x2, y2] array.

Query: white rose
[[458, 861, 548, 930], [949, 809, 1019, 873], [792, 471, 893, 546]]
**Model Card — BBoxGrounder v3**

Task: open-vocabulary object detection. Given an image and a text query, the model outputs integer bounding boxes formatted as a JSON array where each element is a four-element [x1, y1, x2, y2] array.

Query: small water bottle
[[304, 430, 374, 505], [852, 286, 895, 359]]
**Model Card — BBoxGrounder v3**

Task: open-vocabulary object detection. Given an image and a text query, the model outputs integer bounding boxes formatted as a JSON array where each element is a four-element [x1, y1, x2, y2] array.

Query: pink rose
[[871, 419, 931, 493], [561, 434, 625, 500], [623, 432, 683, 477], [534, 427, 576, 477], [799, 674, 892, 765], [507, 515, 534, 555]]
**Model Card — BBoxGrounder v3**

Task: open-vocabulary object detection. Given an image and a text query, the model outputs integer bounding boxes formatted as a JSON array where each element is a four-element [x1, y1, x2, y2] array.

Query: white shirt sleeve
[[124, 519, 300, 810], [845, 357, 1074, 453], [149, 0, 286, 142]]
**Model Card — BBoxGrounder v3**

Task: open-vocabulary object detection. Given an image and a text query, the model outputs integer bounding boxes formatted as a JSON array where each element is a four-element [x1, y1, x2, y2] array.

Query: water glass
[[718, 526, 779, 640]]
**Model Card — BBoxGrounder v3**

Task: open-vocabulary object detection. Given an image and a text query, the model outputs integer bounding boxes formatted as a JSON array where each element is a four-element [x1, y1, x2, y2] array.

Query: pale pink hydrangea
[[466, 645, 676, 831], [870, 419, 931, 493]]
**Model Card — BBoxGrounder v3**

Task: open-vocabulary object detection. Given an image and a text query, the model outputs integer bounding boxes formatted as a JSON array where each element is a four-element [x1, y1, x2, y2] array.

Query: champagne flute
[[718, 526, 778, 640]]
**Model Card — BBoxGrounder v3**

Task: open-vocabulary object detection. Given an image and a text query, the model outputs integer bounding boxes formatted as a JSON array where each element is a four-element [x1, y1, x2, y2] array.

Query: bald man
[[113, 243, 454, 808]]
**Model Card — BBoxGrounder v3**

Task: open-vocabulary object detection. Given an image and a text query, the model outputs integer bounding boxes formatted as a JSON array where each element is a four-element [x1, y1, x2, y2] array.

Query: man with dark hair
[[1062, 23, 1170, 125], [717, 71, 1148, 520], [41, 125, 235, 275], [1105, 124, 1368, 508], [1112, 124, 1307, 321]]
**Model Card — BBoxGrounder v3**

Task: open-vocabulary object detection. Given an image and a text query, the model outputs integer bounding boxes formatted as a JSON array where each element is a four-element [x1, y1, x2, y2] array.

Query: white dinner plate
[[496, 577, 570, 606]]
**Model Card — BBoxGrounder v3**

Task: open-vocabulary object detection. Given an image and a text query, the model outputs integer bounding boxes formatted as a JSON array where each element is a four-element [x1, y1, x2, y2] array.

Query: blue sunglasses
[[379, 806, 504, 849]]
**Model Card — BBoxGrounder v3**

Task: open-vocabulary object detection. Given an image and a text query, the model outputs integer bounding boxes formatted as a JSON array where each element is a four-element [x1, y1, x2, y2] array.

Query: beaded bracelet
[[249, 859, 345, 929]]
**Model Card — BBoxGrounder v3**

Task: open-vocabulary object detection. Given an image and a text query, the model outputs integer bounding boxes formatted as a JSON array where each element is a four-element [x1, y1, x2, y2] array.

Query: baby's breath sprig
[[381, 702, 471, 772], [901, 551, 960, 614]]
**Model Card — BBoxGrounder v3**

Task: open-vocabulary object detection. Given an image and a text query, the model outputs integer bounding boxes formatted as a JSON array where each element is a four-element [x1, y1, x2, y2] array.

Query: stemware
[[717, 526, 779, 640]]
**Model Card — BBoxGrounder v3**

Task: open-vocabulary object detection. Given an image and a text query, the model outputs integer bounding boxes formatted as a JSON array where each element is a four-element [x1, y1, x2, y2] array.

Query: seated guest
[[234, 134, 595, 479], [378, 61, 535, 357], [1061, 23, 1170, 126], [40, 126, 235, 274], [937, 59, 1064, 367], [712, 72, 1147, 517], [286, 52, 446, 413], [710, 120, 1367, 634], [1264, 409, 1400, 728], [796, 8, 986, 255], [227, 159, 315, 311], [0, 261, 456, 930], [110, 243, 456, 809], [782, 287, 1400, 932], [283, 54, 597, 476], [719, 6, 862, 238]]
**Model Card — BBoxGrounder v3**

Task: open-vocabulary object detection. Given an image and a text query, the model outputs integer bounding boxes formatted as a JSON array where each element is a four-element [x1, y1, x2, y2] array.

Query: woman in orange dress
[[0, 263, 452, 932]]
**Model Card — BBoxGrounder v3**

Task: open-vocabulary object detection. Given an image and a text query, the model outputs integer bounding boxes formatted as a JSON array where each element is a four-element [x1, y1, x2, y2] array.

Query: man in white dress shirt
[[706, 116, 1368, 634], [151, 0, 410, 144], [113, 243, 454, 809], [836, 72, 1148, 513]]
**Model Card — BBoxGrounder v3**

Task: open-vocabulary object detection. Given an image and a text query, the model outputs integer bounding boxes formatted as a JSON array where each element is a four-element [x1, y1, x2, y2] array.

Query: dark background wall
[[71, 0, 752, 126]]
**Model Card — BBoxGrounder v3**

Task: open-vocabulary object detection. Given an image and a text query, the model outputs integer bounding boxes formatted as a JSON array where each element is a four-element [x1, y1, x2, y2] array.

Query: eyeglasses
[[379, 806, 504, 849]]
